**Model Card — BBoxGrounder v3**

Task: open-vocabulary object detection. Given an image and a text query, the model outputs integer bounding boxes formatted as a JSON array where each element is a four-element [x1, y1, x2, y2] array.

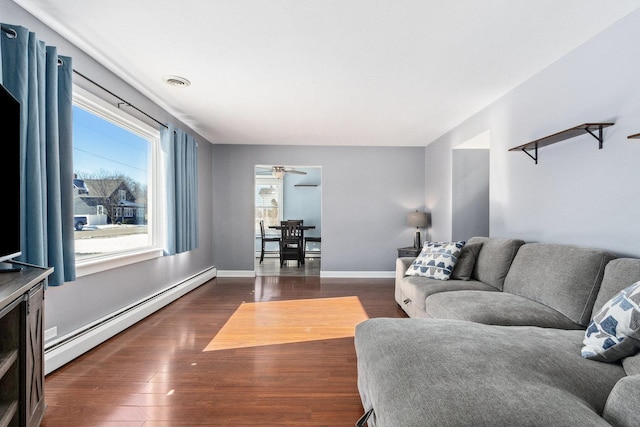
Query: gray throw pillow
[[451, 242, 483, 281]]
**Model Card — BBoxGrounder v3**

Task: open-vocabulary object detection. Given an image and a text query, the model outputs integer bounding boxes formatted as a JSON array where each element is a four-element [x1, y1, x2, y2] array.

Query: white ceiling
[[14, 0, 640, 146]]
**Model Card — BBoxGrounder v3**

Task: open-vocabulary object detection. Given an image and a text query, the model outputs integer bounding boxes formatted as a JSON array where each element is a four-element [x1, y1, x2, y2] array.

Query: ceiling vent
[[163, 75, 191, 87]]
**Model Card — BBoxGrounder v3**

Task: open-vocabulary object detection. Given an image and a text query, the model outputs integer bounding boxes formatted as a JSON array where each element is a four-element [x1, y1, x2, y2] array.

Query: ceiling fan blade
[[258, 166, 308, 176]]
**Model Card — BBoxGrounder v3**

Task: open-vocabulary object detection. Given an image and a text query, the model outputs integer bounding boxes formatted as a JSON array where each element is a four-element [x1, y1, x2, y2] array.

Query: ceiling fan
[[257, 166, 307, 178]]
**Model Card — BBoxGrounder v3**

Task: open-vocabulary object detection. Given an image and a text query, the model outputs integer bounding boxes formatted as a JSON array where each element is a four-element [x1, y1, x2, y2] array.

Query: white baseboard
[[217, 270, 256, 277], [44, 266, 217, 375], [217, 270, 393, 278], [320, 271, 395, 278]]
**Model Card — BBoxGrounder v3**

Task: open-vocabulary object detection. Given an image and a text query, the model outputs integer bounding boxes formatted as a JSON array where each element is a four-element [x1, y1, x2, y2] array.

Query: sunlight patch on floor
[[204, 296, 369, 351]]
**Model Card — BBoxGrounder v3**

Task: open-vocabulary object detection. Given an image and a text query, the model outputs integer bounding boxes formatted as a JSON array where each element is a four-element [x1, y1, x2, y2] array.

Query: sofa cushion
[[582, 281, 640, 362], [424, 290, 583, 329], [623, 352, 640, 375], [503, 243, 615, 326], [355, 318, 625, 427], [405, 241, 465, 280], [450, 242, 482, 281], [603, 375, 640, 427], [399, 276, 499, 316], [471, 237, 524, 290]]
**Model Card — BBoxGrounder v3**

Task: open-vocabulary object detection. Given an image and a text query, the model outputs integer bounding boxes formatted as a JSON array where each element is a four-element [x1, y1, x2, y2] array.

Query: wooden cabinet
[[24, 283, 45, 427], [0, 264, 51, 427], [0, 297, 21, 427]]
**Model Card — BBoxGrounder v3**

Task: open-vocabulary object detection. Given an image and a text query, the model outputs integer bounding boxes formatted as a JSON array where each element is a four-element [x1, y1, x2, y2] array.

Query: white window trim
[[73, 86, 163, 277], [75, 248, 164, 278]]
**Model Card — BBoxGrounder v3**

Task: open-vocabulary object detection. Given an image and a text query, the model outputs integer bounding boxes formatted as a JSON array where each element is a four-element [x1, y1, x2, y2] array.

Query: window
[[72, 87, 163, 276], [255, 177, 283, 236]]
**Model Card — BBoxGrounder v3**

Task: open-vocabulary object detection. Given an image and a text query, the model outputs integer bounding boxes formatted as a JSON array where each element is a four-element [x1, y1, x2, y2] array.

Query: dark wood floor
[[255, 257, 321, 276], [41, 276, 406, 426]]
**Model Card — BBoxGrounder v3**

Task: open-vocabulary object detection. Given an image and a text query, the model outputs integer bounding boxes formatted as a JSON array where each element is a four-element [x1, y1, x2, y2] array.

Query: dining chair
[[259, 220, 280, 264], [286, 220, 307, 263], [279, 220, 303, 267]]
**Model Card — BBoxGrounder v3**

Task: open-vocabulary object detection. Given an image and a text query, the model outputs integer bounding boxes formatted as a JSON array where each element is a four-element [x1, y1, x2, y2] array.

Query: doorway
[[254, 165, 322, 276]]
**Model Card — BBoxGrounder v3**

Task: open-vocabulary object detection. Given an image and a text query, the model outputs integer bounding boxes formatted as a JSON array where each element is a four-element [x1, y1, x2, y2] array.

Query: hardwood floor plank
[[42, 277, 406, 426]]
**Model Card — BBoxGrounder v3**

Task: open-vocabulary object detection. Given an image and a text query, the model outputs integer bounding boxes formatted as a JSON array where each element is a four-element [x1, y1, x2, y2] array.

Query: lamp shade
[[407, 211, 429, 228]]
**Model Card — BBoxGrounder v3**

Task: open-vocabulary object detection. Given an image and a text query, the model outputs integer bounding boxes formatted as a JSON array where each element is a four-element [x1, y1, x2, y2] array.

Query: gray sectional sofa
[[355, 238, 640, 426]]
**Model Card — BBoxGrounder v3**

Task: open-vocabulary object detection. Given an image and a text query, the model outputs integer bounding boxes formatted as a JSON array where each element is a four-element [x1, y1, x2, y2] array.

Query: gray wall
[[2, 1, 215, 339], [213, 145, 425, 273], [283, 167, 322, 238], [426, 10, 640, 257], [452, 149, 489, 241]]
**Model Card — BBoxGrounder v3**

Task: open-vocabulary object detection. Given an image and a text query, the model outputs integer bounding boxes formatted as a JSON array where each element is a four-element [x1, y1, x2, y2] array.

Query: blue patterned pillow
[[582, 281, 640, 362], [405, 241, 465, 281]]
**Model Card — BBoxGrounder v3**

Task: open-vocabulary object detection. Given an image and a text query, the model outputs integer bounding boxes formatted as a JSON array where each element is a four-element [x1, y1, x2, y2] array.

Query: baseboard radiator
[[44, 266, 217, 374]]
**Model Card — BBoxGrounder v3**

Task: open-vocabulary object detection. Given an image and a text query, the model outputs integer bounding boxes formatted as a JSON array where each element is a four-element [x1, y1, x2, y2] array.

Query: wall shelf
[[509, 123, 614, 164], [628, 133, 640, 139]]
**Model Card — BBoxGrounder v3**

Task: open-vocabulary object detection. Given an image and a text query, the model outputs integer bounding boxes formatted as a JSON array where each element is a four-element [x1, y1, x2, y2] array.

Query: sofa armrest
[[395, 257, 415, 305]]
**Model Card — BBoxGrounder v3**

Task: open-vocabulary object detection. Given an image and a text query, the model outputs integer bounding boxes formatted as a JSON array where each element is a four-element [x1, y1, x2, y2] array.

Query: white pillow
[[582, 281, 640, 362], [405, 241, 465, 281]]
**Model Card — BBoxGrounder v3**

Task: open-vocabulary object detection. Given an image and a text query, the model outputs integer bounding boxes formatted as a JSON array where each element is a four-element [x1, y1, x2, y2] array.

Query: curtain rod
[[1, 23, 168, 130], [72, 69, 168, 130]]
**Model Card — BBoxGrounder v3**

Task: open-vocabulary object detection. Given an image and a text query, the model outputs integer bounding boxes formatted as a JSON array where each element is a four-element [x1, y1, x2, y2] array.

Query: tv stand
[[0, 262, 22, 273], [0, 263, 52, 427]]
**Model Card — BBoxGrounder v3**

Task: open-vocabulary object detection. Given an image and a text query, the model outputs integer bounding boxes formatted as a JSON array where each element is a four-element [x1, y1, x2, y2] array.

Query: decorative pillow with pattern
[[581, 281, 640, 362], [405, 241, 465, 281]]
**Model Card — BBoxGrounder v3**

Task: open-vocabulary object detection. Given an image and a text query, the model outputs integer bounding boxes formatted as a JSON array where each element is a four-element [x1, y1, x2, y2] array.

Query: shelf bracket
[[584, 125, 605, 149], [521, 143, 538, 165]]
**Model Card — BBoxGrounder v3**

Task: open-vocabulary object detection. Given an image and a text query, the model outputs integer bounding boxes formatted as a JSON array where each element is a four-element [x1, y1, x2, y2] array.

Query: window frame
[[72, 86, 163, 278], [255, 176, 284, 237]]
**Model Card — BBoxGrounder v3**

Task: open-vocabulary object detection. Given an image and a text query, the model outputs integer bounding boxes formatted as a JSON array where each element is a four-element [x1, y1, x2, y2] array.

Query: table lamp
[[407, 210, 429, 248]]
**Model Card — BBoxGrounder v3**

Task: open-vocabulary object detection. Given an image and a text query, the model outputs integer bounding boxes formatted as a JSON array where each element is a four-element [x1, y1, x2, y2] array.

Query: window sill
[[75, 247, 164, 278]]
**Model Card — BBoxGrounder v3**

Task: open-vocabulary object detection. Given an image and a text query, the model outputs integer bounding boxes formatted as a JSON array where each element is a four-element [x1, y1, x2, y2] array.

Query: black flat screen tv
[[0, 83, 21, 264]]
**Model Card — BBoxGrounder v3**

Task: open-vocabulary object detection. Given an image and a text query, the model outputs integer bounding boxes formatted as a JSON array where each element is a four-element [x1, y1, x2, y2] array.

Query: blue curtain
[[161, 126, 198, 255], [0, 24, 75, 286]]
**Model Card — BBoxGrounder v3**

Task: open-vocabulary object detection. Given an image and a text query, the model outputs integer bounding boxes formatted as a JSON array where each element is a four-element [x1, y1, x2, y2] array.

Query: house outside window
[[72, 86, 162, 276]]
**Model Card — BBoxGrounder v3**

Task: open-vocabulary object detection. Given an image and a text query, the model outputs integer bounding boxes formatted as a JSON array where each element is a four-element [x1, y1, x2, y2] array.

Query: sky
[[72, 105, 149, 186]]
